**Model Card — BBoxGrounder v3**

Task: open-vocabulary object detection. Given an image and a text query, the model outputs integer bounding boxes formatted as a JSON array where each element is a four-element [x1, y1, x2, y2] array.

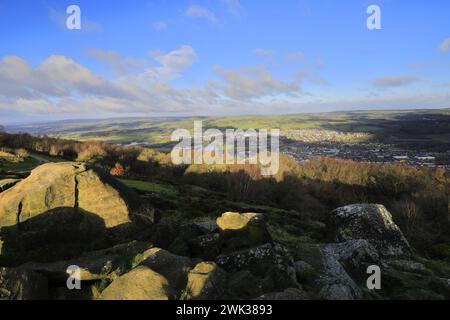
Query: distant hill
[[5, 109, 450, 149]]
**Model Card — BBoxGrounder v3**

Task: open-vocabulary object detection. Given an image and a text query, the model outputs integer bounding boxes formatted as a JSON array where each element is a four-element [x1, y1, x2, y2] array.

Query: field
[[118, 179, 178, 198], [7, 109, 450, 151]]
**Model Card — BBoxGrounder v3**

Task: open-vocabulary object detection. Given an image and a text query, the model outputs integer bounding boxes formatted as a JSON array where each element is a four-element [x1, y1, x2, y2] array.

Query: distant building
[[416, 156, 435, 161], [393, 155, 409, 160]]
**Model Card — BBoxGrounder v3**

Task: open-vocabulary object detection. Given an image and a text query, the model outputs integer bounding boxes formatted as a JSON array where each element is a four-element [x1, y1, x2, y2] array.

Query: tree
[[15, 148, 29, 158], [76, 142, 107, 162], [0, 125, 6, 147], [110, 162, 125, 177]]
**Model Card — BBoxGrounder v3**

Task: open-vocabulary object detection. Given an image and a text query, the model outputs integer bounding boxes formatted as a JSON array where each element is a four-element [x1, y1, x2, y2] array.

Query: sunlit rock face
[[328, 204, 412, 258], [0, 162, 144, 265]]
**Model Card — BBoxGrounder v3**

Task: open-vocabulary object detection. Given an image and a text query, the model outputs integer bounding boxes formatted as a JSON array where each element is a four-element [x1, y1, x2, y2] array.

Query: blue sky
[[0, 0, 449, 123]]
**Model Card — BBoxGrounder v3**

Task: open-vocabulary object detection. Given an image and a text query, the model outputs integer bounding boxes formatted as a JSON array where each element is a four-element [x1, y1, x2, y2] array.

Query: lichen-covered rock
[[0, 267, 48, 300], [0, 162, 148, 265], [190, 219, 218, 234], [182, 262, 226, 300], [324, 239, 380, 269], [139, 247, 198, 295], [385, 259, 427, 273], [256, 288, 309, 300], [216, 243, 298, 293], [216, 212, 272, 252], [0, 162, 139, 228], [188, 233, 222, 260], [0, 179, 21, 193], [318, 250, 362, 300], [294, 261, 316, 282], [99, 266, 174, 300], [329, 204, 412, 257], [295, 243, 362, 300]]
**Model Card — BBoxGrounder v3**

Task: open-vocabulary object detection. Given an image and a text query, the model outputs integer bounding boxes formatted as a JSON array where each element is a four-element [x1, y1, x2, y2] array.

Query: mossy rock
[[182, 262, 227, 300], [216, 243, 298, 293], [217, 212, 272, 252], [139, 247, 198, 296], [98, 266, 174, 300]]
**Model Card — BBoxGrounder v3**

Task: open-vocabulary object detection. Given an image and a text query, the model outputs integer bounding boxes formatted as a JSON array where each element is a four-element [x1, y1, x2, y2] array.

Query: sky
[[0, 0, 449, 123]]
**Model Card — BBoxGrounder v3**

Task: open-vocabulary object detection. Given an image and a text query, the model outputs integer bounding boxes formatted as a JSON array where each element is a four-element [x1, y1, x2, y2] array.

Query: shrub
[[110, 162, 125, 177]]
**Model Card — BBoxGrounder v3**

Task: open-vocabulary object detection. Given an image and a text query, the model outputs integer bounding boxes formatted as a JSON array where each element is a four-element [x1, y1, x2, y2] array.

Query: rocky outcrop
[[328, 204, 412, 257], [0, 267, 48, 300], [0, 162, 151, 265], [295, 243, 363, 300], [216, 212, 272, 252], [0, 162, 140, 228], [139, 247, 199, 295], [216, 243, 298, 293], [182, 262, 226, 300], [19, 241, 152, 282], [188, 233, 222, 261], [98, 266, 174, 300]]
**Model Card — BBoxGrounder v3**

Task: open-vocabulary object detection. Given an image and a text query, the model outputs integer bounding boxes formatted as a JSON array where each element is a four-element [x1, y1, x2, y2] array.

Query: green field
[[119, 179, 178, 198]]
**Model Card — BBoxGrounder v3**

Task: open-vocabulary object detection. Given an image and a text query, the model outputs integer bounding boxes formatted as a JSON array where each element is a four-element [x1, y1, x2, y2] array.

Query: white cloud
[[84, 49, 145, 76], [146, 45, 197, 82], [0, 48, 447, 120], [439, 38, 450, 53], [373, 76, 421, 88], [212, 65, 302, 100], [186, 6, 219, 24]]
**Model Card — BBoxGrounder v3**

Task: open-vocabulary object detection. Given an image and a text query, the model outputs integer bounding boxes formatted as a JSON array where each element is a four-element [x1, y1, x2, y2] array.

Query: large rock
[[216, 212, 272, 252], [0, 267, 48, 300], [139, 247, 198, 295], [329, 204, 412, 257], [19, 241, 152, 282], [324, 239, 380, 269], [216, 243, 298, 293], [0, 162, 146, 265], [182, 262, 226, 300], [0, 162, 139, 228], [294, 243, 363, 300], [98, 266, 174, 300], [188, 233, 222, 260]]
